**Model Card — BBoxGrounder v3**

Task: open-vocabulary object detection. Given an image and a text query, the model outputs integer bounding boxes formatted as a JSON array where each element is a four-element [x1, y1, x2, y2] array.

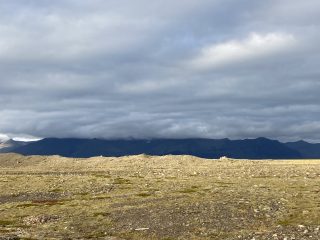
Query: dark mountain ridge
[[285, 140, 320, 159], [1, 137, 316, 159]]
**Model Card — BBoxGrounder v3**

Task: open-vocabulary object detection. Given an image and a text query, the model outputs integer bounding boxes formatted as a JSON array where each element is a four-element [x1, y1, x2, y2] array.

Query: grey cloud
[[1, 0, 320, 142]]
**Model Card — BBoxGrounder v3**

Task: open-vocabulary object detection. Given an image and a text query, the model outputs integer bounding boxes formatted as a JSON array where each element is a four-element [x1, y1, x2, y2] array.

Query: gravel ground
[[0, 153, 320, 239]]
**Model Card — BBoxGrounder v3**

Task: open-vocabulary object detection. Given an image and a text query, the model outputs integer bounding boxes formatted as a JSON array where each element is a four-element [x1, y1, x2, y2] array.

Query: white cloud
[[0, 133, 41, 142], [12, 137, 42, 142], [0, 134, 10, 143], [188, 32, 296, 70]]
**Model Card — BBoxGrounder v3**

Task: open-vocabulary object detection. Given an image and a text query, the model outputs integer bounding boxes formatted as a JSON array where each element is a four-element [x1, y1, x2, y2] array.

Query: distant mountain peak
[[0, 139, 29, 152], [3, 139, 14, 144]]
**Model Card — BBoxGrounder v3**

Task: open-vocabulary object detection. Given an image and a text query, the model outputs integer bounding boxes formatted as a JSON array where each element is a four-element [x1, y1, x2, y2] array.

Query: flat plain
[[0, 153, 320, 240]]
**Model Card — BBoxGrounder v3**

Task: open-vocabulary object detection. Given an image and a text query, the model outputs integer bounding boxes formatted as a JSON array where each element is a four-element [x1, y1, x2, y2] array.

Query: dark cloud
[[1, 0, 320, 142]]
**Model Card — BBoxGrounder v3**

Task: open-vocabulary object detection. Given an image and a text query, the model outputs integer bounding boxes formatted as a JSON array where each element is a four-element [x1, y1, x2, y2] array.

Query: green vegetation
[[179, 188, 198, 193], [0, 220, 16, 227], [113, 177, 131, 184], [136, 192, 153, 197]]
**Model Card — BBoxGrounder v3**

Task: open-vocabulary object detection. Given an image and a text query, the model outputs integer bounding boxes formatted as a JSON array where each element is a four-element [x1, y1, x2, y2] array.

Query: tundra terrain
[[0, 154, 320, 239]]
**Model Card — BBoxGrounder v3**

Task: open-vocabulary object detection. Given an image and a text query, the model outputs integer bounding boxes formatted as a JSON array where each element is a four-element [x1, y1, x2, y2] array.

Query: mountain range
[[1, 137, 320, 159]]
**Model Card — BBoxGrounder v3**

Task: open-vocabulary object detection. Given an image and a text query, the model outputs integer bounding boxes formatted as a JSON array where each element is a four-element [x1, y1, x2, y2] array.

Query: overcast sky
[[1, 0, 320, 142]]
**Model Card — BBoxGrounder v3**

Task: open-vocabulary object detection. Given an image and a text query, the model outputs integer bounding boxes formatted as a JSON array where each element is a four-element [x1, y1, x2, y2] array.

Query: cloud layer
[[1, 0, 320, 142]]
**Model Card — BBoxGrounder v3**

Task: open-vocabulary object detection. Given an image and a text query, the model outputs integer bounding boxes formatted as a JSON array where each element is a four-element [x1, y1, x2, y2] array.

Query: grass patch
[[179, 188, 198, 194], [277, 211, 305, 226], [136, 192, 152, 197], [75, 192, 92, 199], [49, 188, 64, 193], [92, 174, 111, 178], [91, 195, 111, 200], [251, 175, 273, 178], [0, 220, 16, 227], [278, 219, 294, 226], [32, 199, 64, 205], [16, 203, 38, 208], [93, 212, 111, 217], [84, 232, 110, 239], [214, 181, 235, 185], [165, 176, 177, 179], [16, 199, 66, 208], [130, 175, 145, 178], [113, 177, 131, 184]]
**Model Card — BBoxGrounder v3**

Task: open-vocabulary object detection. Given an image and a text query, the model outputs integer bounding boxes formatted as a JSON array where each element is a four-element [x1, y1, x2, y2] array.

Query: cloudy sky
[[1, 0, 320, 142]]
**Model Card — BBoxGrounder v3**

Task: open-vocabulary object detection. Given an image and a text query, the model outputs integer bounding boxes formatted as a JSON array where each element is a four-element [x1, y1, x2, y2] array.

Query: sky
[[0, 0, 320, 142]]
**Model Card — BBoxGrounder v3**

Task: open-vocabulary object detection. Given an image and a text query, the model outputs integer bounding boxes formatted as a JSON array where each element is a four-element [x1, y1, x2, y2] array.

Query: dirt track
[[1, 153, 320, 239]]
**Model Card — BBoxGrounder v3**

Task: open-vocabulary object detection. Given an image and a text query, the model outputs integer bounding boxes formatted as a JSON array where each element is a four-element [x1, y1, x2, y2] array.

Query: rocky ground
[[0, 153, 320, 239]]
